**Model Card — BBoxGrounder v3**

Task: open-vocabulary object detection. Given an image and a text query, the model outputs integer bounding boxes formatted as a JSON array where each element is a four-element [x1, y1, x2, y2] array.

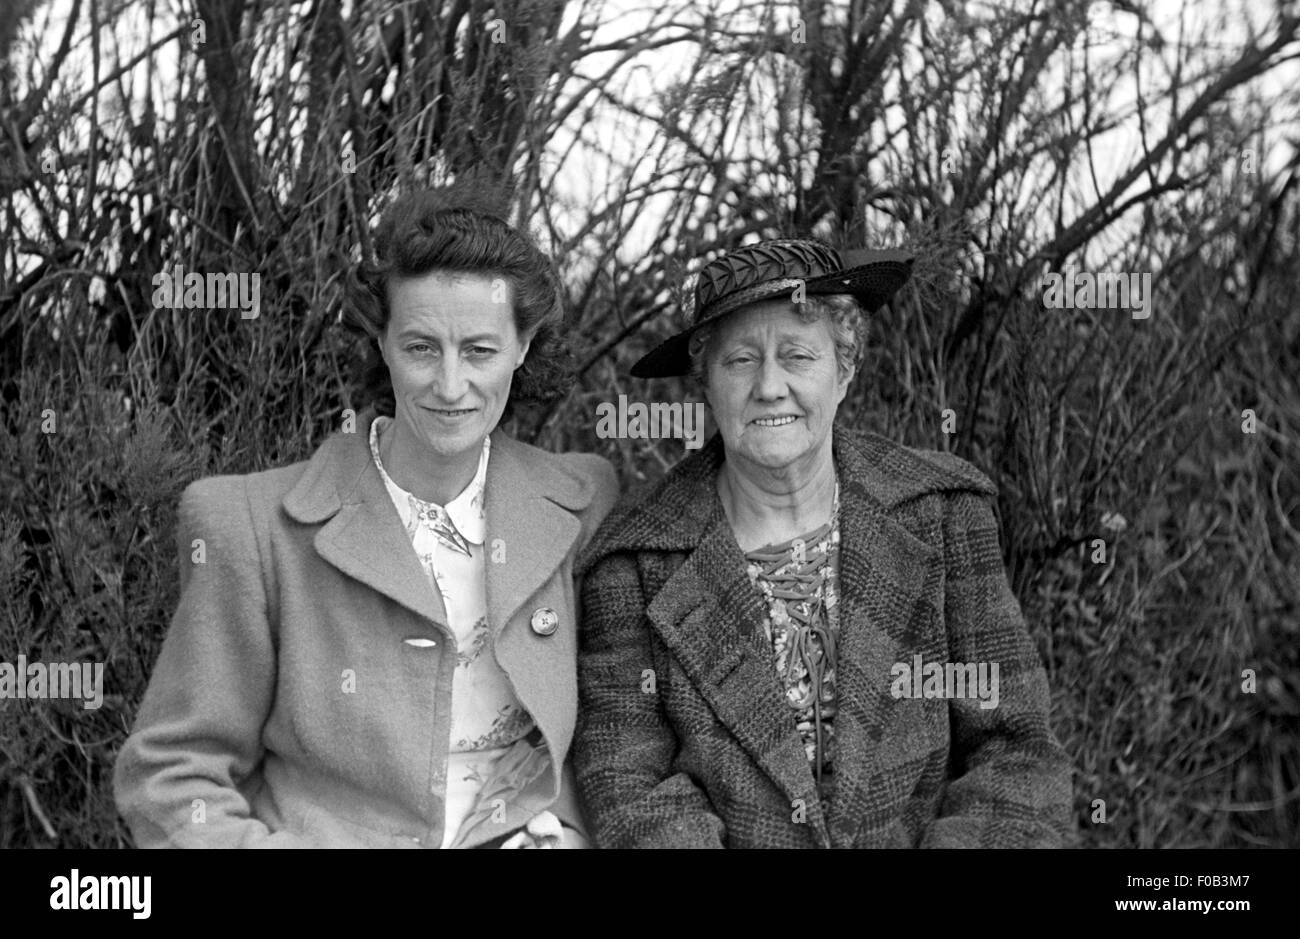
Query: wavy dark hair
[[342, 186, 572, 419]]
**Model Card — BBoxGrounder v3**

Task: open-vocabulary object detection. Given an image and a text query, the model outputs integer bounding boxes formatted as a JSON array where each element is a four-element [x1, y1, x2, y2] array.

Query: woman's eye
[[466, 346, 498, 358], [407, 343, 435, 355]]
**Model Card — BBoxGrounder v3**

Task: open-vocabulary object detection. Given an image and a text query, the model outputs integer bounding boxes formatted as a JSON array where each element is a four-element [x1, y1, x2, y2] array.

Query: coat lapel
[[482, 429, 585, 637], [481, 428, 592, 787], [282, 411, 448, 631], [824, 434, 943, 846], [641, 444, 830, 846]]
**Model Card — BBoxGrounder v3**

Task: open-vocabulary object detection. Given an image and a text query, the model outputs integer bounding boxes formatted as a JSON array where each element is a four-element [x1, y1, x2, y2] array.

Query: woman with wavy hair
[[115, 187, 618, 848]]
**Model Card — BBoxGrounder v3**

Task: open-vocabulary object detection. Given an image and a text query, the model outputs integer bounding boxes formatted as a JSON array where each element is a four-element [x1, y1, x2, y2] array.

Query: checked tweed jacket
[[573, 425, 1073, 848]]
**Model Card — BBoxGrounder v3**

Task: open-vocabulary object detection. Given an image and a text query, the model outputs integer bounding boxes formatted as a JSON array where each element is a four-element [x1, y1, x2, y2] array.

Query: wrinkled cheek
[[488, 376, 512, 412], [394, 370, 430, 399]]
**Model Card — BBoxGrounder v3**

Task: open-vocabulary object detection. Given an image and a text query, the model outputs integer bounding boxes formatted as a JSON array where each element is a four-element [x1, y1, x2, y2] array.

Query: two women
[[118, 217, 1072, 849], [114, 190, 617, 848], [572, 239, 1073, 847]]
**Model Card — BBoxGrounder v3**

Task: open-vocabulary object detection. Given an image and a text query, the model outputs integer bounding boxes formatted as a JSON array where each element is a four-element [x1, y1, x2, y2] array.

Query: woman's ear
[[837, 361, 855, 403], [515, 330, 534, 369], [699, 371, 714, 409]]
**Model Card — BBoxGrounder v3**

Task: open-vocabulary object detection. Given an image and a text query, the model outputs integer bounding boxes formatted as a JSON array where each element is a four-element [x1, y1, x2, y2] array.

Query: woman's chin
[[735, 445, 808, 474], [402, 420, 479, 463], [431, 430, 484, 459]]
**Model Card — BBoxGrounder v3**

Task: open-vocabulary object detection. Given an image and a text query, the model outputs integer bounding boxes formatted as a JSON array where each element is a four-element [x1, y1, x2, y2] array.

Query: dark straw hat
[[630, 238, 915, 378]]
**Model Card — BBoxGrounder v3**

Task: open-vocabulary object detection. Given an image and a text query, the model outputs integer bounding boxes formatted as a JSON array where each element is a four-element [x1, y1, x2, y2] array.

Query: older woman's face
[[380, 269, 528, 468], [703, 300, 850, 474]]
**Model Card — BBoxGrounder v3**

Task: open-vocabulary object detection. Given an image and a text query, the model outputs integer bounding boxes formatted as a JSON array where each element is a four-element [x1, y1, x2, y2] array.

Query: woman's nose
[[434, 357, 469, 400], [752, 354, 788, 400]]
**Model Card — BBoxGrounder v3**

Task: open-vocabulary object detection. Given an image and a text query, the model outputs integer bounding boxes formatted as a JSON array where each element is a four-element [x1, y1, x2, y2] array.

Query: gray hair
[[687, 293, 868, 388]]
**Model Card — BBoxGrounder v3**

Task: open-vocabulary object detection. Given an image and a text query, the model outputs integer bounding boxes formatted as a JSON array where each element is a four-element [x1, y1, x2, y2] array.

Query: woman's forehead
[[713, 301, 830, 343], [386, 270, 516, 335]]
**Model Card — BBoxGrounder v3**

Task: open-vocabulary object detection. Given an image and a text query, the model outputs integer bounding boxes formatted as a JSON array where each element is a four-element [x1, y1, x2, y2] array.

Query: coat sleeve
[[113, 476, 309, 848], [573, 552, 726, 848], [920, 490, 1074, 848]]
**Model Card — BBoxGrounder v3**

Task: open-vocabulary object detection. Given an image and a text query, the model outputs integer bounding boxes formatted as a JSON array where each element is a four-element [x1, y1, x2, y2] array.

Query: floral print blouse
[[744, 482, 842, 797], [370, 417, 536, 847]]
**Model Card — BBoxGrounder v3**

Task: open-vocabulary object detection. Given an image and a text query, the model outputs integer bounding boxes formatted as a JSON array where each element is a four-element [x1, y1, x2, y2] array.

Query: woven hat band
[[694, 240, 842, 319], [699, 277, 810, 323]]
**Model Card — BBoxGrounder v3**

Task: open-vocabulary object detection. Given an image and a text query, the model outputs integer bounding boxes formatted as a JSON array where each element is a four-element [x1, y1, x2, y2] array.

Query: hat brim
[[630, 250, 915, 378]]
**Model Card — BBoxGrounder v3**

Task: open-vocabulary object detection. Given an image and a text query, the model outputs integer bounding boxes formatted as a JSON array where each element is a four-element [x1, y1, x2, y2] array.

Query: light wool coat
[[114, 409, 618, 848]]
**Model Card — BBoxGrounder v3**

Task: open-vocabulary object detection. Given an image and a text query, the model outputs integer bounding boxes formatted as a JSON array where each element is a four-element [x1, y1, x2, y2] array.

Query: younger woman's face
[[379, 269, 529, 469]]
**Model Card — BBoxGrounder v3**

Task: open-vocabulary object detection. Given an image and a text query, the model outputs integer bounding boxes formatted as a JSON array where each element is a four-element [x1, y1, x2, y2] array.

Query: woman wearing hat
[[114, 190, 619, 848], [573, 239, 1072, 847]]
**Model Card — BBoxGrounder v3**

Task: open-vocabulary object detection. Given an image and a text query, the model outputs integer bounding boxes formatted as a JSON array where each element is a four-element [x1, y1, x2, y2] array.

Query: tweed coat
[[114, 409, 618, 848], [573, 424, 1073, 848]]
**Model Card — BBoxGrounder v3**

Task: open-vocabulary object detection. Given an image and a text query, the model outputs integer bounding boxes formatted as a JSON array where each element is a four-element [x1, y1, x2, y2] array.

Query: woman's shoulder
[[181, 459, 310, 503], [176, 459, 312, 535], [493, 433, 620, 518], [554, 449, 620, 506], [576, 438, 724, 573], [834, 426, 998, 504]]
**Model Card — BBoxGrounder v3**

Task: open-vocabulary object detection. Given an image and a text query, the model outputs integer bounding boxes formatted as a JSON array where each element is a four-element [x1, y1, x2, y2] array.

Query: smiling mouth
[[426, 407, 477, 417], [752, 415, 799, 427]]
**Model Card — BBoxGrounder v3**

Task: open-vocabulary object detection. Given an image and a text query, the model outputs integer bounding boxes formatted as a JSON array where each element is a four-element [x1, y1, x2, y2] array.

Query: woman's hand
[[498, 810, 587, 848]]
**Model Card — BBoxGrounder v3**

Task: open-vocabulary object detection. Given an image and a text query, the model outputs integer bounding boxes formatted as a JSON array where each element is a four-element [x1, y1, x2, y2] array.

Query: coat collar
[[580, 422, 994, 565], [283, 409, 596, 632], [584, 424, 994, 847]]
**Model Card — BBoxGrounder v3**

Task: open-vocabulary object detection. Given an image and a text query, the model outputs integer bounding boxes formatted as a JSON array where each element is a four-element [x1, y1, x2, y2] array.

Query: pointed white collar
[[368, 415, 489, 545]]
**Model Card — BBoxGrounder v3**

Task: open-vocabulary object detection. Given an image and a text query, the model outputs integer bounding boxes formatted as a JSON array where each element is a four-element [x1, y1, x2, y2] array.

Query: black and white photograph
[[1, 0, 1296, 917]]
